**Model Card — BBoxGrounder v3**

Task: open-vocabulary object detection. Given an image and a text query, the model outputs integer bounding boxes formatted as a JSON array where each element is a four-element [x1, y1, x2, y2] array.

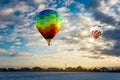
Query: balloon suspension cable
[[48, 43, 50, 46], [46, 39, 51, 46]]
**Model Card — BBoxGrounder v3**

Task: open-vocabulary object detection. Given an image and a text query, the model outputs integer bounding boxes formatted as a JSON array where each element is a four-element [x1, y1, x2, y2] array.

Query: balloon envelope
[[90, 25, 102, 39], [36, 9, 62, 46]]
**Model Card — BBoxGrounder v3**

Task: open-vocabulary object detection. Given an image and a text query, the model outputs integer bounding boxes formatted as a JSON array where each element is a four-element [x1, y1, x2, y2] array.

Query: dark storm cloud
[[86, 0, 100, 9], [0, 14, 25, 25], [102, 48, 120, 56], [85, 0, 120, 27], [79, 29, 120, 56], [82, 55, 105, 59], [61, 37, 80, 45], [103, 29, 120, 40], [84, 0, 120, 56], [63, 28, 120, 57], [67, 49, 75, 52], [102, 29, 120, 56], [92, 11, 120, 27], [9, 52, 34, 57], [112, 3, 120, 15], [60, 29, 81, 45]]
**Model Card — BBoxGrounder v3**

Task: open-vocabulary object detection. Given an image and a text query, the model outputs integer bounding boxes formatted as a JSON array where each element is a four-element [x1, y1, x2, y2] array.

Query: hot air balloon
[[90, 24, 102, 39], [36, 9, 62, 46]]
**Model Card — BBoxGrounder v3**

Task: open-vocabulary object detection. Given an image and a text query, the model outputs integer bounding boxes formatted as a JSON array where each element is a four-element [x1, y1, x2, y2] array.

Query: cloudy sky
[[0, 0, 120, 68]]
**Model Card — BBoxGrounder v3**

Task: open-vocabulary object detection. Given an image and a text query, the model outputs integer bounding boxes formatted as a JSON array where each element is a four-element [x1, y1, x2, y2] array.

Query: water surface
[[0, 72, 120, 80]]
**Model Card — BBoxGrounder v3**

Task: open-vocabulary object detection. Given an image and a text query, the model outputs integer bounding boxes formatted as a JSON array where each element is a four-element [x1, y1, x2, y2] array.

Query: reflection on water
[[0, 72, 120, 80]]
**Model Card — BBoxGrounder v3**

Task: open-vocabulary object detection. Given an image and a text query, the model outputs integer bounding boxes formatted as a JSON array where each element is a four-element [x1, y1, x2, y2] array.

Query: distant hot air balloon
[[36, 9, 62, 46], [90, 24, 102, 39]]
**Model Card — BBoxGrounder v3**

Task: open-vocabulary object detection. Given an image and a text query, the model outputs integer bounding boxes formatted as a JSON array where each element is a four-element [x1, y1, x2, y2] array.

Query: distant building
[[100, 67, 109, 72], [32, 67, 42, 71], [0, 68, 7, 72], [47, 68, 61, 71], [65, 67, 76, 71], [20, 67, 31, 71], [76, 66, 84, 71], [8, 68, 16, 71]]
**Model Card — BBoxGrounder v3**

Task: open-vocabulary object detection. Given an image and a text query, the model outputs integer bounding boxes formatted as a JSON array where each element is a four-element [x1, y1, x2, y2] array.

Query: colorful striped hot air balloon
[[36, 9, 62, 46], [90, 25, 103, 39]]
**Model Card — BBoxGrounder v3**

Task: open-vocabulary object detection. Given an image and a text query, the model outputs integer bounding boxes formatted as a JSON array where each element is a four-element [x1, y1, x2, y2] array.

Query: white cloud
[[0, 25, 7, 28], [0, 48, 7, 54], [0, 0, 119, 59], [0, 36, 2, 40], [0, 0, 120, 68], [107, 0, 119, 5], [34, 0, 45, 3], [14, 2, 31, 12], [57, 7, 71, 18], [97, 0, 120, 21], [10, 46, 16, 49], [0, 8, 13, 16], [61, 0, 75, 7], [15, 42, 22, 45], [37, 4, 46, 12], [98, 0, 110, 13], [57, 7, 69, 13], [23, 0, 119, 58]]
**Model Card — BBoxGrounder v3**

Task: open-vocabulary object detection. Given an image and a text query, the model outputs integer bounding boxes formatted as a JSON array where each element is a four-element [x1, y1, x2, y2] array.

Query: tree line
[[0, 66, 120, 72]]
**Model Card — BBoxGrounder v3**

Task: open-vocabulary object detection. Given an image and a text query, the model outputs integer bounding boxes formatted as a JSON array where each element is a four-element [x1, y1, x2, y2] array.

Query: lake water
[[0, 72, 120, 80]]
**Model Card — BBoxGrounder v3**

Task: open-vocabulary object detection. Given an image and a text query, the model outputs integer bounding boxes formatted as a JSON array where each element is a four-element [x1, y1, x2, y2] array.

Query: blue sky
[[0, 0, 120, 68]]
